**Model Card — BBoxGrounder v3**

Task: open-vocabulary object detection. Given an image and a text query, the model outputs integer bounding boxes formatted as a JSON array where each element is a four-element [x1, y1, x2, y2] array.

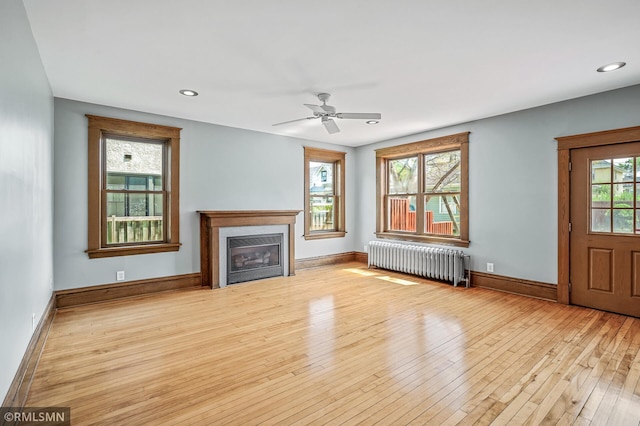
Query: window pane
[[613, 209, 634, 233], [613, 158, 633, 182], [106, 192, 125, 217], [106, 138, 163, 187], [424, 150, 461, 193], [591, 160, 611, 184], [613, 183, 634, 208], [636, 211, 640, 234], [128, 176, 147, 191], [591, 209, 610, 233], [128, 193, 148, 216], [309, 161, 334, 195], [106, 193, 163, 244], [388, 157, 418, 194], [106, 174, 125, 190], [388, 196, 416, 231], [309, 196, 335, 231], [591, 184, 611, 206], [106, 193, 163, 217], [425, 194, 459, 236]]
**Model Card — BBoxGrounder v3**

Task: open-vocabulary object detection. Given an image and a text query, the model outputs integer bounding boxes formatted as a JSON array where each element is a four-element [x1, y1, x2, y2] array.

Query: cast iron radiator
[[368, 241, 470, 287]]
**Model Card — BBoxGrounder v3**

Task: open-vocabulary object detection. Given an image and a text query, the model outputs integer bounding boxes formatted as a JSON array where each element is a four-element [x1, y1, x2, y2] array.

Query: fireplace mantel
[[198, 210, 301, 288]]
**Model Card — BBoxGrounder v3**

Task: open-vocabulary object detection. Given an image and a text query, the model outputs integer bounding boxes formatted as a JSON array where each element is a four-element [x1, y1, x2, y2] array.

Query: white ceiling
[[23, 0, 640, 147]]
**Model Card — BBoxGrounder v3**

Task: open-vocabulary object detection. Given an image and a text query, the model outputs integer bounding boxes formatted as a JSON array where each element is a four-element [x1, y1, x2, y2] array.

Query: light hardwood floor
[[27, 263, 640, 425]]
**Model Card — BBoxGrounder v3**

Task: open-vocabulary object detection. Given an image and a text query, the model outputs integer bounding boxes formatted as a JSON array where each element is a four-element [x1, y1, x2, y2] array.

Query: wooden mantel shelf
[[198, 210, 301, 288]]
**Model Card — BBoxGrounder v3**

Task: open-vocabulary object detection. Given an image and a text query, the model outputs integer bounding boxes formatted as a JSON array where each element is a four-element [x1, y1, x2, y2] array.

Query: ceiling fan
[[273, 93, 381, 134]]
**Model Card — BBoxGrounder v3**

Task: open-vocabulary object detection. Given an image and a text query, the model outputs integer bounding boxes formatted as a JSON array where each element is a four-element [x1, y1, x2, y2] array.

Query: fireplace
[[198, 210, 300, 288], [227, 233, 283, 284]]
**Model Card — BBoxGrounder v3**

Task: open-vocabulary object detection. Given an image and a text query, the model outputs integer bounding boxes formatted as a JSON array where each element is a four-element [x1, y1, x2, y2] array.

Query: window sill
[[86, 243, 181, 259], [304, 231, 346, 241], [375, 232, 470, 248]]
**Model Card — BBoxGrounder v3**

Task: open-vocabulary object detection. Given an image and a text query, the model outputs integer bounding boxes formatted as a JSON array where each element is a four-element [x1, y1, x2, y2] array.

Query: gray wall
[[0, 0, 54, 401], [53, 99, 356, 290], [355, 84, 640, 284]]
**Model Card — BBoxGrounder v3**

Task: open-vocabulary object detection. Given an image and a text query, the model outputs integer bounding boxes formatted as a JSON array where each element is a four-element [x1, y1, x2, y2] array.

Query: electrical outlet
[[32, 313, 36, 331], [487, 263, 494, 273], [116, 270, 125, 281]]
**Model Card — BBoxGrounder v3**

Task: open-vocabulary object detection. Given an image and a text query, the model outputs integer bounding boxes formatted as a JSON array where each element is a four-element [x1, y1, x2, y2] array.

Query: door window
[[590, 157, 637, 234]]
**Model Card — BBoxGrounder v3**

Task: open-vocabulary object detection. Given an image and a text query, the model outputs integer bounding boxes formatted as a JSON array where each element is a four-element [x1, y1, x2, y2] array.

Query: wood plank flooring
[[26, 263, 640, 425]]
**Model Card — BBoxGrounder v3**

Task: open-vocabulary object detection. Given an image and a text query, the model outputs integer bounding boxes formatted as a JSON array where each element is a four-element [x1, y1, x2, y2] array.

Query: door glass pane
[[591, 209, 611, 233], [591, 160, 611, 184], [613, 183, 634, 207], [424, 194, 459, 236], [613, 209, 634, 233], [309, 161, 334, 195], [310, 196, 335, 231], [613, 158, 633, 182], [388, 157, 418, 194], [424, 150, 460, 193], [388, 196, 417, 231], [591, 184, 611, 206], [636, 211, 640, 234], [590, 158, 639, 235]]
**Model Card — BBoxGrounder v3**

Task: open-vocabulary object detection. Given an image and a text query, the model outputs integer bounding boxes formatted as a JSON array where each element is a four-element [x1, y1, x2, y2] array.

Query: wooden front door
[[570, 142, 640, 317]]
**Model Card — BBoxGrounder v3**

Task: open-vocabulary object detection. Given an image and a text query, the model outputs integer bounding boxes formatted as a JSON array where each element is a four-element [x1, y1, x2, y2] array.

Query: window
[[376, 132, 469, 247], [590, 157, 638, 234], [304, 147, 346, 239], [86, 115, 181, 258]]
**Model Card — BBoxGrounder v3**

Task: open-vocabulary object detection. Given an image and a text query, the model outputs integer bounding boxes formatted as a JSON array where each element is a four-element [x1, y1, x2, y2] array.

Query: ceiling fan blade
[[272, 117, 316, 126], [304, 104, 325, 114], [336, 112, 382, 120], [321, 104, 336, 113], [322, 118, 340, 134]]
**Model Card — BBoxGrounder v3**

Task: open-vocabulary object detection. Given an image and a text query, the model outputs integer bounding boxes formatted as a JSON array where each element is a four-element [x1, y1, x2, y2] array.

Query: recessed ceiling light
[[597, 62, 626, 73], [179, 89, 198, 96], [366, 120, 380, 125]]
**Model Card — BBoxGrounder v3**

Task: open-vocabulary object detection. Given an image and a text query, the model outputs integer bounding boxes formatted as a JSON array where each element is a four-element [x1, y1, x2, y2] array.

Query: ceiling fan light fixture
[[366, 120, 380, 125], [179, 89, 199, 97], [596, 62, 626, 73]]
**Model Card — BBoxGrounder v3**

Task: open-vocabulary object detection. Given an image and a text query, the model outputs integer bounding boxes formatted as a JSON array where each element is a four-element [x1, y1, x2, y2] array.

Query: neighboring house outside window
[[86, 115, 181, 258], [375, 132, 469, 247], [439, 195, 458, 215], [304, 147, 346, 240]]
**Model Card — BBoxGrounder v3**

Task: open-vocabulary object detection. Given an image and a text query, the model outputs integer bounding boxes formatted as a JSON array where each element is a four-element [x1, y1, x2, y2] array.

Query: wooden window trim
[[304, 147, 346, 240], [376, 132, 470, 247], [86, 115, 181, 258]]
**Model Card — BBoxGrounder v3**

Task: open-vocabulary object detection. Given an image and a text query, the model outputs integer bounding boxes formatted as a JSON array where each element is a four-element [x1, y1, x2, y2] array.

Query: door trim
[[556, 125, 640, 305]]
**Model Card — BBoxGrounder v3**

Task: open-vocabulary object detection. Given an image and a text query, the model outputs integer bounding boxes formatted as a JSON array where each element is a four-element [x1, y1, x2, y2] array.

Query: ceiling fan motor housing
[[317, 93, 331, 102]]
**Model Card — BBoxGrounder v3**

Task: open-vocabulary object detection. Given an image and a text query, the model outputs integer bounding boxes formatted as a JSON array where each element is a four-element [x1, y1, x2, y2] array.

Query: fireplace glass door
[[227, 233, 283, 284]]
